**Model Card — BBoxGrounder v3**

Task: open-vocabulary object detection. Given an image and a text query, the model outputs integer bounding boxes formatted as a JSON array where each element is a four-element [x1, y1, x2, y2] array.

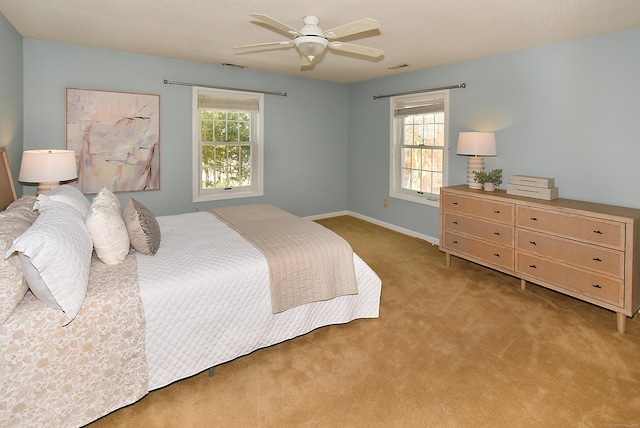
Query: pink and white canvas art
[[66, 88, 160, 194]]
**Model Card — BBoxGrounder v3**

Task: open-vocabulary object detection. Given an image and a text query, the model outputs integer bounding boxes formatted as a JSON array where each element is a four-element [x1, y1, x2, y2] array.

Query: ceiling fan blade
[[324, 18, 380, 39], [249, 13, 300, 37], [329, 42, 384, 58], [234, 41, 294, 51]]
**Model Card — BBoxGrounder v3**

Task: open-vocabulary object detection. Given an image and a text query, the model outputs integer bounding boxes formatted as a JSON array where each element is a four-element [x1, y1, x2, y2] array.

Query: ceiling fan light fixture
[[237, 14, 384, 66], [294, 35, 328, 61]]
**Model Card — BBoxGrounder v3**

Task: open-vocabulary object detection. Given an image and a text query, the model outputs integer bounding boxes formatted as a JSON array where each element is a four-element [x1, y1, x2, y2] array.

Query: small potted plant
[[473, 168, 503, 191]]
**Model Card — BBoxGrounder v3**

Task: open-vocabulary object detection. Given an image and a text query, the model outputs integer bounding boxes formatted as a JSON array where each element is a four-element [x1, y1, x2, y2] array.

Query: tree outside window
[[193, 87, 263, 202]]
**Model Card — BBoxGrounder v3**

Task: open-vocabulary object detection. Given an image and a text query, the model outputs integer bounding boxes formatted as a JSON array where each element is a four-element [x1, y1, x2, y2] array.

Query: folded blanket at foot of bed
[[212, 205, 359, 313]]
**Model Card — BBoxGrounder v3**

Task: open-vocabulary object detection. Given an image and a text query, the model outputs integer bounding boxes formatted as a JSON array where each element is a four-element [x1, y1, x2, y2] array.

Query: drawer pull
[[593, 257, 602, 262], [592, 284, 602, 289], [493, 232, 501, 236], [529, 241, 537, 245], [529, 265, 537, 269], [452, 240, 458, 244], [493, 210, 501, 214], [493, 253, 500, 257], [452, 221, 458, 225], [593, 230, 603, 235], [530, 217, 538, 221], [452, 202, 458, 205]]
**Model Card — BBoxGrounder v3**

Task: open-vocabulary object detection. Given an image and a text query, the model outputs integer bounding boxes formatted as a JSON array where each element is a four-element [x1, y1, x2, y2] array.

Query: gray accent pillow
[[122, 198, 161, 255]]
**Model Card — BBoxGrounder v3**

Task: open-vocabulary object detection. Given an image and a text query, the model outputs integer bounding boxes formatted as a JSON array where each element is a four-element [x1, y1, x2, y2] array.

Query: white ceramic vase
[[483, 182, 495, 191]]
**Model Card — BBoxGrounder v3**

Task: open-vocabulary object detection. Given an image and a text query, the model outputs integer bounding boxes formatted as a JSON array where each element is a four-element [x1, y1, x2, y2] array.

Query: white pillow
[[34, 184, 90, 217], [17, 253, 61, 310], [96, 186, 121, 210], [6, 201, 93, 324], [85, 188, 130, 265]]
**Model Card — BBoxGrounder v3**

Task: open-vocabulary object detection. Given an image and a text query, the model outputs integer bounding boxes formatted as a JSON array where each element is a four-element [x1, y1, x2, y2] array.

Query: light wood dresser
[[439, 184, 640, 333]]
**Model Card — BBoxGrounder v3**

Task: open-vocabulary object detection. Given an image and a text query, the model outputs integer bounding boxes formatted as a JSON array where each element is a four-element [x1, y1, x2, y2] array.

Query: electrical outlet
[[383, 198, 389, 207]]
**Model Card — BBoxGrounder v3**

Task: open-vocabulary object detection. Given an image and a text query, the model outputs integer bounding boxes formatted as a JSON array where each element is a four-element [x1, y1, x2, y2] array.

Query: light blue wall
[[10, 18, 640, 238], [349, 27, 640, 240], [0, 13, 23, 189], [22, 40, 350, 217]]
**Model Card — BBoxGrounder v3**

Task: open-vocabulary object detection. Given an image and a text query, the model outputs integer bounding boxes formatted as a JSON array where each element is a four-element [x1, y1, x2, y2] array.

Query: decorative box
[[507, 183, 559, 200], [509, 175, 555, 188]]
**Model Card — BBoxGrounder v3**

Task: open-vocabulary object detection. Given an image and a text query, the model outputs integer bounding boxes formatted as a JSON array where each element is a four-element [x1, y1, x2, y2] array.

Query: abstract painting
[[66, 88, 160, 193]]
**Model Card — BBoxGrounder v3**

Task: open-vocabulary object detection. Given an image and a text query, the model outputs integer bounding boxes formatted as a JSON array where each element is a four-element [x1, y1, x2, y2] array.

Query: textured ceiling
[[1, 0, 640, 83]]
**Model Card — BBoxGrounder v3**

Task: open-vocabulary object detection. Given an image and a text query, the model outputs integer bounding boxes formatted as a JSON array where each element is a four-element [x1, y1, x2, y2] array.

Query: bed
[[0, 146, 382, 427]]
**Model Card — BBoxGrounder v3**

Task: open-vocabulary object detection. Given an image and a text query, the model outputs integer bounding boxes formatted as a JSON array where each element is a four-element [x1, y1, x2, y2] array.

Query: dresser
[[439, 185, 640, 333]]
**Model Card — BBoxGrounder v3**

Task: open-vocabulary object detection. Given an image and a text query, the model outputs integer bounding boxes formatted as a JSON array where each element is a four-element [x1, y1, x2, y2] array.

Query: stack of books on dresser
[[506, 175, 559, 200]]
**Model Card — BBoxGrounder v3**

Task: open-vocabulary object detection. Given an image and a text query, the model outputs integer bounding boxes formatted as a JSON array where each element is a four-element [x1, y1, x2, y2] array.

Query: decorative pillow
[[0, 196, 38, 323], [122, 198, 161, 255], [6, 201, 93, 324], [96, 186, 121, 210], [85, 188, 130, 265], [34, 184, 90, 217]]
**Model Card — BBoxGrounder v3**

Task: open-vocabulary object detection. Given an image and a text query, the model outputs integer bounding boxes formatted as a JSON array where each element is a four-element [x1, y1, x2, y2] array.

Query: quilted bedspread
[[212, 205, 358, 313], [0, 254, 148, 428], [138, 210, 382, 390]]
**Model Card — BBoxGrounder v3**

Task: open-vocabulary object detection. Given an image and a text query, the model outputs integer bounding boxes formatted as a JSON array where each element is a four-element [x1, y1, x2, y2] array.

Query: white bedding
[[138, 211, 382, 390]]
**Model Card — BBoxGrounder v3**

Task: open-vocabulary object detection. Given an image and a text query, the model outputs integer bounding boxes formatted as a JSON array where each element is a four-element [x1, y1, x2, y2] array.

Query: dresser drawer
[[516, 229, 624, 278], [442, 193, 514, 225], [516, 253, 623, 306], [443, 231, 514, 270], [516, 206, 625, 250], [443, 212, 514, 246]]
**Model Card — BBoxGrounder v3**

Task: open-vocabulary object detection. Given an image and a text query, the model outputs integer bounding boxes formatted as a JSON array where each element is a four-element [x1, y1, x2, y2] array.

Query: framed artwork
[[66, 88, 160, 194]]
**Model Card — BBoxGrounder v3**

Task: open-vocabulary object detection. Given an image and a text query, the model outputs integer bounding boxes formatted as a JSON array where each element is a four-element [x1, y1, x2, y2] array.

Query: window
[[390, 90, 449, 207], [193, 87, 264, 202]]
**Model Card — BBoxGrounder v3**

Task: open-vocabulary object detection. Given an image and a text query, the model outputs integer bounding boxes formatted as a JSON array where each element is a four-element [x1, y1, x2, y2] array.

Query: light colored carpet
[[89, 215, 640, 427]]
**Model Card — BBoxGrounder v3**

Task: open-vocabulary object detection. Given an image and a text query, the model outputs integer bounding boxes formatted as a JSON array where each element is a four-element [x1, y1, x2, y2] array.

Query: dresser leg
[[616, 312, 627, 334], [520, 279, 526, 290], [445, 253, 451, 267]]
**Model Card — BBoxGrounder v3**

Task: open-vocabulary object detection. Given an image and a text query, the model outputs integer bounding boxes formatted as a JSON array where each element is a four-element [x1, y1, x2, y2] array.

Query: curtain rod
[[163, 79, 287, 97], [373, 83, 466, 100]]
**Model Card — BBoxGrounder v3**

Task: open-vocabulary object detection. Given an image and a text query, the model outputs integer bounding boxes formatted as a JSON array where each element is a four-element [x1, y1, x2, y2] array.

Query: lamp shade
[[457, 132, 497, 156], [18, 150, 78, 183]]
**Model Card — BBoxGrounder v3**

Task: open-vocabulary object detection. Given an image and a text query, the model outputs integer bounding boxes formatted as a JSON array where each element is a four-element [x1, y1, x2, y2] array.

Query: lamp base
[[467, 157, 484, 189], [37, 181, 61, 195]]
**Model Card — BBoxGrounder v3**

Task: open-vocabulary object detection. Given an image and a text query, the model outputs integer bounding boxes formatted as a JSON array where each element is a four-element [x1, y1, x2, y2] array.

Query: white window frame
[[389, 90, 449, 208], [192, 87, 264, 202]]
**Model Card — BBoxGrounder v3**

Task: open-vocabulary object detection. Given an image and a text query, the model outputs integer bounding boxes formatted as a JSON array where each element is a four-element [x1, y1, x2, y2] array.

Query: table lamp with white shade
[[456, 132, 497, 189], [18, 149, 78, 195]]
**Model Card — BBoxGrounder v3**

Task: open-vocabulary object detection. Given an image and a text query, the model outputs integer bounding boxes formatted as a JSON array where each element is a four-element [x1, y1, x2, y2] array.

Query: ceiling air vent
[[387, 64, 410, 70]]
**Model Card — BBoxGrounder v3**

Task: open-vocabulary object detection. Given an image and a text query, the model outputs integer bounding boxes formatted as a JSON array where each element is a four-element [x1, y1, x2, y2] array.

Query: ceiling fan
[[234, 14, 384, 66]]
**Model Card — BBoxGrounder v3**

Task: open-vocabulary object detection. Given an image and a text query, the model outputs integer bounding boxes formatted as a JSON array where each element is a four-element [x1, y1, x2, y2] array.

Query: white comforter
[[137, 211, 382, 390]]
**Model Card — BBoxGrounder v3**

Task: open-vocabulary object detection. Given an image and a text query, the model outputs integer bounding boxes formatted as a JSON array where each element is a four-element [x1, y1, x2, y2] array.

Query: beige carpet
[[89, 215, 640, 427]]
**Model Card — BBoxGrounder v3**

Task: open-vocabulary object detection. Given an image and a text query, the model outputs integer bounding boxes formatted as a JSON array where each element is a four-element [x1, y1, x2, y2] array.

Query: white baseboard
[[304, 210, 349, 221], [306, 210, 440, 245]]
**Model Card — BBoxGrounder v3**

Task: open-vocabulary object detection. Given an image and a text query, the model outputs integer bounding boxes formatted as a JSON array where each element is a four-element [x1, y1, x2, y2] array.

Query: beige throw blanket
[[211, 205, 358, 313]]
